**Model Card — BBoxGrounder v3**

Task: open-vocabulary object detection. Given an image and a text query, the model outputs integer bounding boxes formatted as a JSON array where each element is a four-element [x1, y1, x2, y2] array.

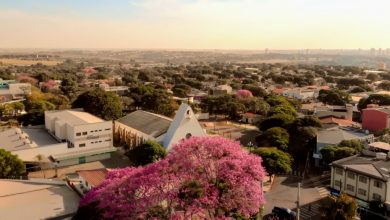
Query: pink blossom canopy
[[79, 136, 266, 219], [236, 89, 253, 99]]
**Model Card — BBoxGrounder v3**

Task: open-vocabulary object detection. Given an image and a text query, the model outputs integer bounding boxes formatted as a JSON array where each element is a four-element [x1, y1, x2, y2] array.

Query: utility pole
[[297, 182, 301, 220]]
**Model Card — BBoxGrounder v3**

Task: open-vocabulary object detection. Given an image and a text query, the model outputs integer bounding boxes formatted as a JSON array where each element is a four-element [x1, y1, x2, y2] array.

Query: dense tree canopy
[[318, 89, 350, 106], [76, 137, 266, 219], [357, 94, 390, 111], [0, 149, 25, 178], [125, 141, 167, 166], [251, 147, 292, 179], [256, 127, 290, 151], [73, 88, 123, 120]]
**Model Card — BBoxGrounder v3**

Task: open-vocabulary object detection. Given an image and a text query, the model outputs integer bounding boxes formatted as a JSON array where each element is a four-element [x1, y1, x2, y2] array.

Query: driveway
[[263, 175, 329, 217]]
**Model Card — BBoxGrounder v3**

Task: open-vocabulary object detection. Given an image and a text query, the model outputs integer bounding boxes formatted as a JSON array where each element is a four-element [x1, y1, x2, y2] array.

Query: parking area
[[28, 149, 131, 179], [200, 120, 260, 146]]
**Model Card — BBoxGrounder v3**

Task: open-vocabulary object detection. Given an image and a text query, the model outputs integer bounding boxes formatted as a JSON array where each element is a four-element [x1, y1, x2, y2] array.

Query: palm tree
[[35, 154, 46, 178]]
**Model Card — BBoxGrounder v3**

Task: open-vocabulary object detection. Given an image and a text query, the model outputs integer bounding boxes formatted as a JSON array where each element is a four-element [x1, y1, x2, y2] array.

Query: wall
[[114, 121, 155, 149], [362, 109, 388, 131], [72, 121, 113, 149]]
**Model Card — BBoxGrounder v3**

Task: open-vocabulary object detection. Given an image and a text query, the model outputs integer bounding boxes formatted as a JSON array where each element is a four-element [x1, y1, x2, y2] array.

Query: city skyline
[[1, 0, 390, 49]]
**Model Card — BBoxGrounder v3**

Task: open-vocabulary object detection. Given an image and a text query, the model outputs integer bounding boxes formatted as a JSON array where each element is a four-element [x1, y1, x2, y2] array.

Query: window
[[358, 188, 366, 196], [374, 181, 383, 188], [79, 143, 86, 147], [347, 172, 355, 180], [346, 184, 354, 192], [91, 131, 94, 133], [186, 133, 192, 139], [99, 129, 102, 131], [68, 143, 74, 148], [335, 180, 341, 187], [99, 141, 102, 143], [82, 132, 87, 135], [373, 193, 382, 201], [105, 128, 111, 131], [359, 176, 367, 184], [335, 168, 343, 175], [105, 139, 111, 142], [76, 132, 81, 136]]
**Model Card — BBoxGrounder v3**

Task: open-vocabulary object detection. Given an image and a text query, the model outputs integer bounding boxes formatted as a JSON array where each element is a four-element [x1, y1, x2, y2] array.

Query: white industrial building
[[0, 109, 116, 168]]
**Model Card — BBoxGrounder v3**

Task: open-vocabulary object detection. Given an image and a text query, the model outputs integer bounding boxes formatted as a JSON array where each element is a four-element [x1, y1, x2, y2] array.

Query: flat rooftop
[[22, 126, 59, 146], [46, 109, 104, 126], [0, 179, 79, 220], [0, 127, 37, 151]]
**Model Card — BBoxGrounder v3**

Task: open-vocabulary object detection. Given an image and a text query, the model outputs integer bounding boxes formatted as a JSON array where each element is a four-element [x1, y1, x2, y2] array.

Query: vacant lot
[[0, 58, 61, 66]]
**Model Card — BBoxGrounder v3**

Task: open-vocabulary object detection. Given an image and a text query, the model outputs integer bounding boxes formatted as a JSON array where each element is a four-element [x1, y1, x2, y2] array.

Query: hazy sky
[[1, 0, 390, 50]]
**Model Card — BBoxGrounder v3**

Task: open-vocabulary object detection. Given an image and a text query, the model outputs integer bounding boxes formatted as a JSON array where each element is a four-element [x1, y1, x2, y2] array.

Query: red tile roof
[[320, 116, 358, 127], [77, 169, 108, 187]]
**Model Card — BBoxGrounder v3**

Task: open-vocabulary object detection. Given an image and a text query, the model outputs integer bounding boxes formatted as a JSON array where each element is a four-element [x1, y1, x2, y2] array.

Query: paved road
[[263, 175, 330, 217]]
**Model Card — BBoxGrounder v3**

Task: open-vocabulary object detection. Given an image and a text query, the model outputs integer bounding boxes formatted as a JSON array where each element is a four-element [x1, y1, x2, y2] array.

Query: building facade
[[331, 153, 390, 209]]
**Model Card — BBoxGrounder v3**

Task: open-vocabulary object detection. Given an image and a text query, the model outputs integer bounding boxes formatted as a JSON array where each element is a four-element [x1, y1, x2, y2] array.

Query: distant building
[[0, 79, 31, 99], [114, 103, 207, 150], [362, 105, 390, 132], [314, 104, 354, 121], [241, 113, 262, 124], [330, 152, 390, 209], [211, 84, 232, 95], [314, 126, 374, 166]]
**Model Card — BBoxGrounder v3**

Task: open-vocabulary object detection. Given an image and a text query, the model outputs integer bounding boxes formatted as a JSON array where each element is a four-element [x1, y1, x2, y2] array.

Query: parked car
[[272, 206, 296, 220]]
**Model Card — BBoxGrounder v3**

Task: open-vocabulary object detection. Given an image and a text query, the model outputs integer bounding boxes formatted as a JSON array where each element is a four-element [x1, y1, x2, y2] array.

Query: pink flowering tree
[[236, 89, 253, 100], [41, 80, 58, 92], [75, 137, 266, 219]]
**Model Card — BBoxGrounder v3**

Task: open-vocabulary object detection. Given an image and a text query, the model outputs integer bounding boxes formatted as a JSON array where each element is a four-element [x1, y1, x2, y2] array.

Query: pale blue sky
[[1, 0, 390, 49]]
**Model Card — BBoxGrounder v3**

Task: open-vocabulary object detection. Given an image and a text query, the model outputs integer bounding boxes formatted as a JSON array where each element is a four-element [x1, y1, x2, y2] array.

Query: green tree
[[357, 94, 390, 110], [378, 80, 390, 91], [73, 88, 123, 120], [318, 89, 350, 105], [125, 141, 167, 166], [338, 139, 364, 151], [256, 127, 289, 151], [320, 146, 356, 165], [258, 113, 295, 131], [60, 77, 78, 99], [251, 147, 292, 181], [0, 149, 25, 178], [321, 193, 358, 220]]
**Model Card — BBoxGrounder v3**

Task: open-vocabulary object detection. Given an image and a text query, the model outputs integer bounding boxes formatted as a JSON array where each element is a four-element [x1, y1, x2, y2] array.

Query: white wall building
[[44, 109, 116, 166], [0, 80, 31, 99], [331, 153, 390, 210]]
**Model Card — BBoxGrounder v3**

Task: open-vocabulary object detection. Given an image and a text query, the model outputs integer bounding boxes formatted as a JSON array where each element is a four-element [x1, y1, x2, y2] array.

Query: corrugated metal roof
[[116, 110, 172, 138]]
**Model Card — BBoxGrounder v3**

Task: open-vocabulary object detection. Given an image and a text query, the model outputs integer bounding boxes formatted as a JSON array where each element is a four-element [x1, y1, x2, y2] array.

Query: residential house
[[114, 103, 207, 150], [76, 168, 108, 192], [211, 84, 232, 95], [330, 152, 390, 210], [314, 126, 374, 166], [362, 105, 390, 132], [319, 116, 360, 128], [241, 113, 262, 124], [314, 104, 354, 120]]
